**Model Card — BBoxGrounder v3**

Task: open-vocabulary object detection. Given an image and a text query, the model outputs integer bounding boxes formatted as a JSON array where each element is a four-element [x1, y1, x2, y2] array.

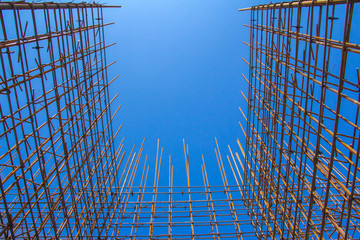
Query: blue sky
[[102, 2, 261, 234], [102, 0, 270, 179]]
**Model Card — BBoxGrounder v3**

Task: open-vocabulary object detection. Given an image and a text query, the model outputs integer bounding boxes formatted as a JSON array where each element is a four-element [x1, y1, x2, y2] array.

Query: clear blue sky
[[102, 0, 271, 181]]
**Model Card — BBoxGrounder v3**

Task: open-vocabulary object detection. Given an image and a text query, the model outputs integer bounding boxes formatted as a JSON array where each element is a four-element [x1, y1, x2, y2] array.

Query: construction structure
[[0, 2, 123, 238], [0, 0, 359, 239], [239, 0, 360, 239]]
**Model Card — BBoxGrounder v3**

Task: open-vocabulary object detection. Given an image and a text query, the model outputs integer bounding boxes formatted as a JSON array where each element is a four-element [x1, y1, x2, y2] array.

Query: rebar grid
[[0, 2, 121, 238], [240, 0, 360, 239]]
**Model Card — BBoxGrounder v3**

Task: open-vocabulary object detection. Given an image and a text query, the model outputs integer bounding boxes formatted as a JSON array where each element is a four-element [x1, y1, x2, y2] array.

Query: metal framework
[[0, 2, 122, 238], [1, 0, 360, 239], [240, 0, 360, 239]]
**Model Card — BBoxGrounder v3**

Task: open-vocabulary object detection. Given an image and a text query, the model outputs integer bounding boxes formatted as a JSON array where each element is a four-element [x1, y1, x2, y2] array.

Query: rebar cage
[[241, 0, 360, 239], [0, 2, 122, 238], [1, 0, 360, 239]]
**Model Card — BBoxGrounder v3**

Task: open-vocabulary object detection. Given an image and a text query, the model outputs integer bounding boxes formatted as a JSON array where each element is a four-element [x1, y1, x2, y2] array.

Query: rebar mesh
[[0, 2, 121, 238], [241, 0, 360, 239]]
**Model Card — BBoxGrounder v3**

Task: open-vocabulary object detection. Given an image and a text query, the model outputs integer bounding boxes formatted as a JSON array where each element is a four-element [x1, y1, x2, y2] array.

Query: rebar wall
[[240, 0, 360, 239], [0, 2, 122, 238]]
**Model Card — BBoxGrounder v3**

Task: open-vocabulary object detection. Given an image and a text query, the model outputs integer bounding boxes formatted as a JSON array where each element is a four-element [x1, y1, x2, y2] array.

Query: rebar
[[0, 2, 120, 238], [1, 1, 359, 239], [241, 0, 360, 239]]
